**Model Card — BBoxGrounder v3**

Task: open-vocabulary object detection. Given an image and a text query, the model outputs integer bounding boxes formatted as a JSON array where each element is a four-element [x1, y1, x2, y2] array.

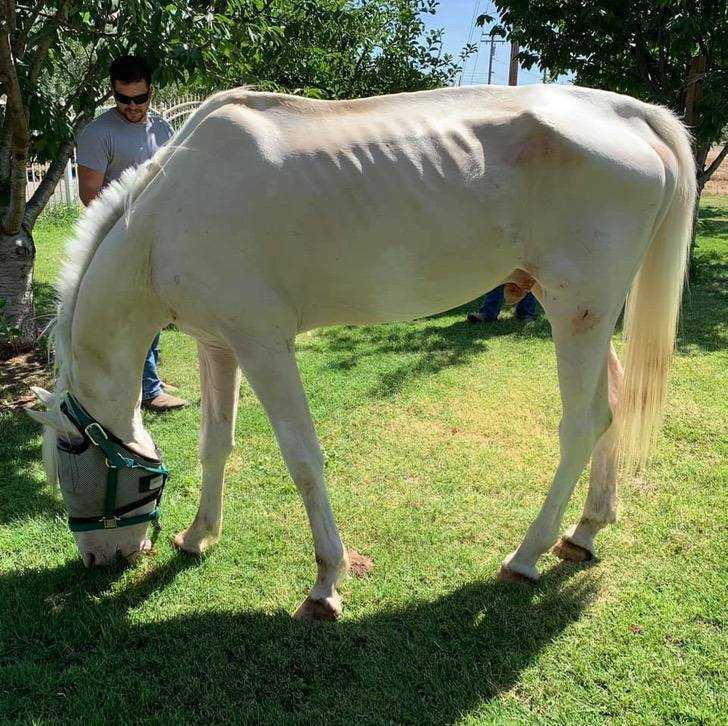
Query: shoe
[[142, 392, 189, 412], [161, 381, 180, 393], [467, 311, 498, 323]]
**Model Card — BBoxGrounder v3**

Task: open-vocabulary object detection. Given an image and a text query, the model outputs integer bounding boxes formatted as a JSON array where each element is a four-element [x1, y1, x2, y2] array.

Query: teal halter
[[59, 394, 169, 534]]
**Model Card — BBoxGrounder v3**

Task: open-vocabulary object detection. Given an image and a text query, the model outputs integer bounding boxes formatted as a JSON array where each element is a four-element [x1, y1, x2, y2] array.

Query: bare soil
[[705, 146, 728, 196], [0, 350, 52, 411]]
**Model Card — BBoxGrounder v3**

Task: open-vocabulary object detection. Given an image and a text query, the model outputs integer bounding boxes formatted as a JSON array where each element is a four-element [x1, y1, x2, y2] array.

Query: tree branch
[[0, 2, 29, 234], [13, 0, 44, 57], [698, 143, 728, 187], [23, 135, 76, 228], [33, 10, 119, 38], [26, 0, 69, 90], [60, 38, 105, 115], [0, 104, 11, 181]]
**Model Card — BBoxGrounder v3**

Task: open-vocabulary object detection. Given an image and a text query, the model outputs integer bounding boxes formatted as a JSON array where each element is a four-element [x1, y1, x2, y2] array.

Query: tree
[[478, 1, 727, 195], [0, 1, 269, 348], [0, 0, 470, 350], [199, 0, 471, 99]]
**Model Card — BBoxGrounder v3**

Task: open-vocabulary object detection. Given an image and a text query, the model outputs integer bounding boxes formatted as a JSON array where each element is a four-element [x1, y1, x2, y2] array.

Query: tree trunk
[[0, 224, 36, 351], [25, 138, 76, 227], [688, 142, 711, 280]]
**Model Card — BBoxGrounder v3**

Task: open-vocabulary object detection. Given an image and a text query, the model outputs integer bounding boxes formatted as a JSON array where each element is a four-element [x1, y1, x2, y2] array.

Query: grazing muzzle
[[58, 395, 168, 536]]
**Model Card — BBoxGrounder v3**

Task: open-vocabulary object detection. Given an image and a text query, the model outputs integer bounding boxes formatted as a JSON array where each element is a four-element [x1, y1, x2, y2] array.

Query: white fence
[[27, 95, 205, 209]]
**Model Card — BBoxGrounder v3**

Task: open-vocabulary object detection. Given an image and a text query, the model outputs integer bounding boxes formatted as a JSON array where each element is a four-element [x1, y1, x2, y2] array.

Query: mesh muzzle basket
[[57, 437, 165, 522], [57, 395, 168, 533]]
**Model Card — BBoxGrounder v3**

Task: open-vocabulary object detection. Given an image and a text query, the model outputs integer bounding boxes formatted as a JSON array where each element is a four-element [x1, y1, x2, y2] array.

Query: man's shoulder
[[90, 107, 121, 127], [80, 108, 120, 137], [149, 110, 174, 136]]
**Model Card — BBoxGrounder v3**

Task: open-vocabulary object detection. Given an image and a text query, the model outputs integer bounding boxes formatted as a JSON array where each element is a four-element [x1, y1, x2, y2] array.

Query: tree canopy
[[0, 0, 471, 344], [479, 0, 728, 190]]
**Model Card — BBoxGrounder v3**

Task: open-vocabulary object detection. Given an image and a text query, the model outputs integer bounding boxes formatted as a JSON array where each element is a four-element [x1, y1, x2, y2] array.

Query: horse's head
[[26, 387, 157, 567]]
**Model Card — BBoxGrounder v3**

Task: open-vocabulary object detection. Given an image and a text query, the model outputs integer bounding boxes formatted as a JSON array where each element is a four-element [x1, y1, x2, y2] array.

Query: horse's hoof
[[552, 537, 593, 563], [171, 530, 217, 556], [498, 565, 538, 585], [293, 596, 342, 622]]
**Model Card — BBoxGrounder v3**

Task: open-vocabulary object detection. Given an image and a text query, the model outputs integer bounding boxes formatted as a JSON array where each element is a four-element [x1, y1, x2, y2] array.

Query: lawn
[[0, 198, 726, 723]]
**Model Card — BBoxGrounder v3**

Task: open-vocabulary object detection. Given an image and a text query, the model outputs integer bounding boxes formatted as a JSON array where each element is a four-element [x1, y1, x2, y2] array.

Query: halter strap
[[60, 394, 168, 534]]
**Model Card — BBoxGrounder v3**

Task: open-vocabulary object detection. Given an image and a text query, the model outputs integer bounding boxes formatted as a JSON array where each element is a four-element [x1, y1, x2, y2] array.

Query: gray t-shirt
[[76, 108, 174, 186]]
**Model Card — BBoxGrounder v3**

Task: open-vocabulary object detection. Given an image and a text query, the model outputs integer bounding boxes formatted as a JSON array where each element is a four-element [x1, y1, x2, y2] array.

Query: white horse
[[28, 85, 694, 620]]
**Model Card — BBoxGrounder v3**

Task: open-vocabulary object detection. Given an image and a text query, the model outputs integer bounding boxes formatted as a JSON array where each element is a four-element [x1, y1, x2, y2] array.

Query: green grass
[[1, 198, 726, 723]]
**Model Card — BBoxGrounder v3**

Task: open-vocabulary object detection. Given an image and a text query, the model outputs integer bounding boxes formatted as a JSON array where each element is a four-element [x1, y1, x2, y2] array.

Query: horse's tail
[[613, 105, 696, 472]]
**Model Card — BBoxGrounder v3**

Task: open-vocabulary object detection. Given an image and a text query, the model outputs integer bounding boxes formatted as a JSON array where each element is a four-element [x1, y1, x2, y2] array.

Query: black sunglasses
[[114, 90, 150, 105]]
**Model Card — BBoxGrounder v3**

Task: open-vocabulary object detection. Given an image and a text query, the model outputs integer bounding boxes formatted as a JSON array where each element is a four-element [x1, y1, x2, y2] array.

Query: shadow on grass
[[679, 248, 728, 353], [697, 204, 728, 237], [302, 304, 552, 399], [0, 411, 64, 525], [32, 280, 59, 329], [0, 553, 596, 722]]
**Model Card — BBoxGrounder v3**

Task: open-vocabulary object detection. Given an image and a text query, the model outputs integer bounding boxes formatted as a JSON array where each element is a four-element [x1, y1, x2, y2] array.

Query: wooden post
[[684, 52, 706, 133], [508, 41, 519, 85], [63, 159, 74, 204], [487, 37, 496, 84]]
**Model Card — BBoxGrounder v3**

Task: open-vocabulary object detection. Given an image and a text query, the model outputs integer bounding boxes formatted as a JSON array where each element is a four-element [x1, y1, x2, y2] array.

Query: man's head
[[110, 55, 153, 124]]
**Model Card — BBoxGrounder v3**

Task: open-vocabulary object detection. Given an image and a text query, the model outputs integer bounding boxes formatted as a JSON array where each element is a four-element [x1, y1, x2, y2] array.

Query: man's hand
[[78, 165, 105, 207]]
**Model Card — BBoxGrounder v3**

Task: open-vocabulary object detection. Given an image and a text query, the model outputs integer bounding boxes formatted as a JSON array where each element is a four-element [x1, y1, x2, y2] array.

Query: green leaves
[[490, 0, 727, 154]]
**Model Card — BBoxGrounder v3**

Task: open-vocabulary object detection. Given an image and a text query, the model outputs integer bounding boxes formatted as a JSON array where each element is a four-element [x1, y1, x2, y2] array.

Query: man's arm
[[78, 165, 105, 206]]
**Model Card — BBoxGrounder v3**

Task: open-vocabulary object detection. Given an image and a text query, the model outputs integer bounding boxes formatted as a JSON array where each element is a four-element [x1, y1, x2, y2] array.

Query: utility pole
[[508, 41, 519, 85], [487, 37, 496, 84]]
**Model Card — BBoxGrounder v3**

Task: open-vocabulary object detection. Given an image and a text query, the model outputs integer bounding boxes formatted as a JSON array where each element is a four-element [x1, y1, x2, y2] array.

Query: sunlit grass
[[0, 197, 725, 722]]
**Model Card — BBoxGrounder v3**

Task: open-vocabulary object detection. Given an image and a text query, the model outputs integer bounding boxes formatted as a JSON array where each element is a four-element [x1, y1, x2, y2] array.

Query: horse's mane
[[50, 163, 156, 400], [49, 87, 256, 401]]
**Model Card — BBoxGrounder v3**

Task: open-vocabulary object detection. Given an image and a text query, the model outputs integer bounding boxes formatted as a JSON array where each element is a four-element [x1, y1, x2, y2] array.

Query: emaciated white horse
[[28, 85, 695, 620]]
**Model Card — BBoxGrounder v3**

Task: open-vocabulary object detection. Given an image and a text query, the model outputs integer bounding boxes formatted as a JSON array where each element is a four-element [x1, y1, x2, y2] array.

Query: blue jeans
[[478, 285, 539, 320], [142, 333, 163, 401]]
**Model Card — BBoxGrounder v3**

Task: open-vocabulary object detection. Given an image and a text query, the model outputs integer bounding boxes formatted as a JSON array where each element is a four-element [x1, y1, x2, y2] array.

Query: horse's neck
[[66, 220, 168, 456]]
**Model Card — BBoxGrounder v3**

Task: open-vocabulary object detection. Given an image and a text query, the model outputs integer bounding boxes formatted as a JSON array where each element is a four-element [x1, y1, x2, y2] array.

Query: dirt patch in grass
[[0, 350, 52, 411], [347, 548, 374, 577], [704, 147, 728, 196]]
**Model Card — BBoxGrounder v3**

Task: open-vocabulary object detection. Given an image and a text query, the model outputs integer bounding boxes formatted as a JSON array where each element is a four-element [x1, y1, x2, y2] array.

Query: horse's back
[[142, 85, 676, 335]]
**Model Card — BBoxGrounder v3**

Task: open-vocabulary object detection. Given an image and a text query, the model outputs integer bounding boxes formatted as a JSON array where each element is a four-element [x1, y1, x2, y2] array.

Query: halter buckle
[[84, 422, 108, 446]]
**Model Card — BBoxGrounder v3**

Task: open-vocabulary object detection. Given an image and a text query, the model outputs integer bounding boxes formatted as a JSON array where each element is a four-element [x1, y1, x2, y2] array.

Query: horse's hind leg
[[553, 343, 623, 562], [174, 340, 240, 554], [501, 302, 619, 582], [231, 335, 348, 621]]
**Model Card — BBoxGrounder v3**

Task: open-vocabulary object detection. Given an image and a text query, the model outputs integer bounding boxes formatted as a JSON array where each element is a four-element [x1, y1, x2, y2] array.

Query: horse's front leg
[[173, 341, 240, 555], [232, 335, 348, 621]]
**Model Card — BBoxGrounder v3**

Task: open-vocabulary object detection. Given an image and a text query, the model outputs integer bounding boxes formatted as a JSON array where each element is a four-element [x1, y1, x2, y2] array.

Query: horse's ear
[[30, 386, 54, 407], [25, 407, 61, 429]]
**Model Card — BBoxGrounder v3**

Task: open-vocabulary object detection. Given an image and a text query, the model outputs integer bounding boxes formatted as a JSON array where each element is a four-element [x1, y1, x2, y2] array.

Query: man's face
[[113, 79, 152, 123]]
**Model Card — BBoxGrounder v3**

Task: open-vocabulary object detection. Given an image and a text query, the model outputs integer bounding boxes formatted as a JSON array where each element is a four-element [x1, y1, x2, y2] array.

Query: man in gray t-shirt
[[76, 104, 173, 188], [75, 55, 188, 413]]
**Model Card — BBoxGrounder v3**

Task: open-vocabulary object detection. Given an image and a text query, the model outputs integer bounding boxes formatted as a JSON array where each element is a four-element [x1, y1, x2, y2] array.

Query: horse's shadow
[[1, 553, 597, 722], [0, 411, 65, 525], [301, 303, 553, 400]]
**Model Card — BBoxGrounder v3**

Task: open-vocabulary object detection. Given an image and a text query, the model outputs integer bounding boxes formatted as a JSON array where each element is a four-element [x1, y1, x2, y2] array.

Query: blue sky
[[422, 1, 567, 86]]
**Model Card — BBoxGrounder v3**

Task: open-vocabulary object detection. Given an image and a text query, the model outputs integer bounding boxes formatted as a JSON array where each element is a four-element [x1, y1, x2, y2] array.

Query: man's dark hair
[[110, 55, 152, 86]]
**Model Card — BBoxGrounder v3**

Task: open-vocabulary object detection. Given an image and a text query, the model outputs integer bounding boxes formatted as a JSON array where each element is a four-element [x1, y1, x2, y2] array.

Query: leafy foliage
[[479, 1, 727, 180], [29, 1, 470, 165]]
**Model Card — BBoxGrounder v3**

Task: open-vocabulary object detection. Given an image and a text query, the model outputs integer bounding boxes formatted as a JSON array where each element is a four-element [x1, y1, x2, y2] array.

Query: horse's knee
[[288, 455, 325, 494], [200, 439, 234, 469]]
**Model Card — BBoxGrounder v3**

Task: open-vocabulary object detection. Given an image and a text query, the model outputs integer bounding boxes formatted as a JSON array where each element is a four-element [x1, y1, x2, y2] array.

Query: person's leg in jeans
[[515, 292, 539, 320], [142, 333, 164, 402], [478, 285, 505, 320], [468, 285, 505, 323]]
